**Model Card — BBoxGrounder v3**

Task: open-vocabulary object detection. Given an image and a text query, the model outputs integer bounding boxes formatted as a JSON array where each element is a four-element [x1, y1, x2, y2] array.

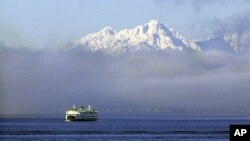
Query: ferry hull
[[65, 113, 98, 121]]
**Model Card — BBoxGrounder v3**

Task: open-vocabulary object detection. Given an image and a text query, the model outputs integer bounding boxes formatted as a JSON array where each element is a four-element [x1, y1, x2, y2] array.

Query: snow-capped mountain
[[64, 20, 200, 53], [196, 31, 250, 53], [63, 20, 249, 54]]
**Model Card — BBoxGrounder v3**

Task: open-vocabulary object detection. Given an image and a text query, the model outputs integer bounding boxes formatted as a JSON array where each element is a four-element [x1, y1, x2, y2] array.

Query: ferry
[[65, 105, 98, 121]]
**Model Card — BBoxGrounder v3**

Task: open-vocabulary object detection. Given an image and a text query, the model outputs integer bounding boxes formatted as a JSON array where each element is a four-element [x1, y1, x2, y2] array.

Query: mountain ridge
[[63, 20, 249, 54]]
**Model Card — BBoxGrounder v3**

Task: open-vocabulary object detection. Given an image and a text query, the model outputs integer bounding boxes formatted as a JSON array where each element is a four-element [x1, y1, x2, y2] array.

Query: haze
[[0, 0, 250, 116], [1, 48, 250, 115]]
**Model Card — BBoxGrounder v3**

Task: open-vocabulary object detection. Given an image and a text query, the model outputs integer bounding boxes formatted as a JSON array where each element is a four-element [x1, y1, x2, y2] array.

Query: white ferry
[[65, 105, 98, 121]]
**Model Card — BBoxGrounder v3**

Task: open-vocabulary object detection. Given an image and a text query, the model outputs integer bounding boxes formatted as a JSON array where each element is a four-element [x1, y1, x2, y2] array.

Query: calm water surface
[[1, 116, 250, 141]]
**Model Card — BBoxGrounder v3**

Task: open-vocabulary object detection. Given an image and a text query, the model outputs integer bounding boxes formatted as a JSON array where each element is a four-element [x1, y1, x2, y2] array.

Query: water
[[1, 116, 250, 141]]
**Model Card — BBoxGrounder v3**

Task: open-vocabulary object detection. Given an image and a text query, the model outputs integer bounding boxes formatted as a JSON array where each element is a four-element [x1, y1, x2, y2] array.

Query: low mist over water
[[1, 47, 250, 116]]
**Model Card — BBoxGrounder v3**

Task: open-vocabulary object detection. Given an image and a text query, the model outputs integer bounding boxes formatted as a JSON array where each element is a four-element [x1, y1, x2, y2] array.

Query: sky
[[0, 0, 250, 116], [1, 0, 250, 48]]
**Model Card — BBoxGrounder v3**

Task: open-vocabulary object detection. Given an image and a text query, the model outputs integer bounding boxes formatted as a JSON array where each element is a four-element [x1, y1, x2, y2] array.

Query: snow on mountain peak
[[63, 20, 249, 54], [148, 19, 160, 25], [63, 20, 201, 53], [100, 26, 116, 34], [96, 26, 116, 37], [147, 20, 161, 29]]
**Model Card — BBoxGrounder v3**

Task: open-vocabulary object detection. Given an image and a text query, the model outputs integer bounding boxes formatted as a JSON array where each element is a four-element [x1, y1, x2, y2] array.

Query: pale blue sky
[[1, 0, 250, 48]]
